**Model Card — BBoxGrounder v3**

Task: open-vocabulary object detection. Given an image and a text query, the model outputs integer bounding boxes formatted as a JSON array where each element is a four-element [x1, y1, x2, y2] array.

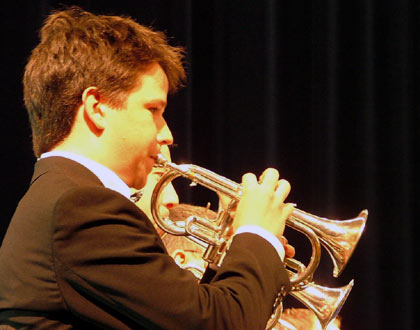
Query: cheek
[[125, 114, 157, 143]]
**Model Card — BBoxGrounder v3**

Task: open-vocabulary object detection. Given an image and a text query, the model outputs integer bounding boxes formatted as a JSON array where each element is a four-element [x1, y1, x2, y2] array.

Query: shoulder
[[32, 156, 102, 187], [54, 185, 146, 226], [52, 186, 159, 258]]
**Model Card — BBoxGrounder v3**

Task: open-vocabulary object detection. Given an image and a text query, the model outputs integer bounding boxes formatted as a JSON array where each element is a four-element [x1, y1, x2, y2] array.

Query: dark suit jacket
[[0, 157, 290, 329]]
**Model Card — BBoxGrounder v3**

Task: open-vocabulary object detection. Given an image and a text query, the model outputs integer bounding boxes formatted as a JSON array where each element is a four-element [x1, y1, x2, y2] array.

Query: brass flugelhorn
[[283, 258, 354, 329], [151, 154, 367, 329]]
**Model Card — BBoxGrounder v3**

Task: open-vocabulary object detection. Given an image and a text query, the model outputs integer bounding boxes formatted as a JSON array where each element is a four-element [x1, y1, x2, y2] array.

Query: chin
[[129, 175, 146, 190], [131, 168, 148, 190], [132, 181, 146, 190]]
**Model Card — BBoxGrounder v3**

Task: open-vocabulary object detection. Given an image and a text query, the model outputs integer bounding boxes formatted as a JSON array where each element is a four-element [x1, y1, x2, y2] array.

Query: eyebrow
[[145, 100, 167, 109]]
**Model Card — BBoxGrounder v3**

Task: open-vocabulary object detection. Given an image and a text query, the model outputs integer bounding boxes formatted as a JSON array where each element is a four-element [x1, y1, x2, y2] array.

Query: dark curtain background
[[1, 1, 418, 329]]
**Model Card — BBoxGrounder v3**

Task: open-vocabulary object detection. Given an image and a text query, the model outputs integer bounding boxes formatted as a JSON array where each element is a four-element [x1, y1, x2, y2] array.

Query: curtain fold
[[1, 1, 418, 328]]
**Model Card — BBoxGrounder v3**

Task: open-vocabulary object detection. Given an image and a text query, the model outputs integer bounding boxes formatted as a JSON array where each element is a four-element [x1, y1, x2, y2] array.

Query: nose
[[159, 182, 179, 216], [161, 182, 179, 209], [157, 121, 174, 146]]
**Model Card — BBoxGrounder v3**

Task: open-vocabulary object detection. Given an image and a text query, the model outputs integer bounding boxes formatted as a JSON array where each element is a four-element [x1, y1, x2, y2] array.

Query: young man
[[0, 7, 294, 329]]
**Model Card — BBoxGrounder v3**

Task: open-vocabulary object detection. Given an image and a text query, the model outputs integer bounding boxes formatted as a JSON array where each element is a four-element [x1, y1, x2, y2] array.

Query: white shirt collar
[[39, 150, 131, 200]]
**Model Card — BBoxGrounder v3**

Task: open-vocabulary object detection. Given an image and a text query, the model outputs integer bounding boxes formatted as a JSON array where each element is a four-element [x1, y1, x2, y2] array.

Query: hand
[[280, 236, 295, 259], [234, 168, 294, 238]]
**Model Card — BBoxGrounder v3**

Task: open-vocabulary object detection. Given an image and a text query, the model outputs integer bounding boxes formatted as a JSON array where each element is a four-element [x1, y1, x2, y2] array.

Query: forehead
[[128, 63, 169, 103], [121, 63, 169, 109]]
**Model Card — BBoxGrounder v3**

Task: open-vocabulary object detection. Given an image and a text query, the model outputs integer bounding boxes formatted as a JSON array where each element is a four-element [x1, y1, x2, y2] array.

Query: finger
[[280, 203, 295, 220], [274, 179, 291, 202], [285, 244, 296, 259], [259, 168, 279, 191], [242, 172, 258, 188], [280, 235, 288, 245], [241, 173, 258, 198]]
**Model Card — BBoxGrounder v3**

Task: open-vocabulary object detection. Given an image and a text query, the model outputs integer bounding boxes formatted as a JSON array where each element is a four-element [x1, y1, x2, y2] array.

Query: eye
[[148, 107, 159, 113]]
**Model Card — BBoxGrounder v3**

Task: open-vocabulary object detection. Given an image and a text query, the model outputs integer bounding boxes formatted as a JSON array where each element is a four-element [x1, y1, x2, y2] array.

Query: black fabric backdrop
[[1, 1, 419, 329]]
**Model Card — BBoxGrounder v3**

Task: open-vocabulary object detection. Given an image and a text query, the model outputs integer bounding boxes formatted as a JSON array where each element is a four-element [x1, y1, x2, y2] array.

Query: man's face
[[104, 63, 172, 189]]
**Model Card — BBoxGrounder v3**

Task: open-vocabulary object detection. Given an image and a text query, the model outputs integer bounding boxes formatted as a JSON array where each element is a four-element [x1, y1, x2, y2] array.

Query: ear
[[172, 250, 186, 265], [82, 87, 106, 130]]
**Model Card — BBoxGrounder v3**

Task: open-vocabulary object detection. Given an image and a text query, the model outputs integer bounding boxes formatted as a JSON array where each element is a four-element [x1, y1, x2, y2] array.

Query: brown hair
[[163, 204, 217, 252], [24, 6, 186, 157]]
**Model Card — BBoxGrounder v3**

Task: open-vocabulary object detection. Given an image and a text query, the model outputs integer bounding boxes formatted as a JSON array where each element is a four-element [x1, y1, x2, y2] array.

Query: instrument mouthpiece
[[155, 154, 168, 167]]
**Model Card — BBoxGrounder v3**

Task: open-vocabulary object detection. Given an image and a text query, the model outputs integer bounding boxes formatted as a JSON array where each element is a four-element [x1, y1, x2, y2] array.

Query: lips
[[150, 154, 159, 165], [150, 146, 161, 162]]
